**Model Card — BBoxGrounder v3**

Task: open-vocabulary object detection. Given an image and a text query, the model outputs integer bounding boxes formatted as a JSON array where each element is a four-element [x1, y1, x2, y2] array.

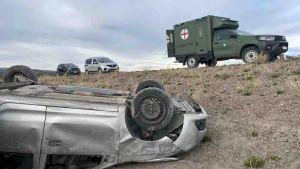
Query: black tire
[[205, 57, 217, 67], [98, 68, 103, 74], [3, 65, 38, 83], [242, 46, 260, 64], [135, 79, 165, 94], [131, 88, 174, 131], [186, 56, 199, 68]]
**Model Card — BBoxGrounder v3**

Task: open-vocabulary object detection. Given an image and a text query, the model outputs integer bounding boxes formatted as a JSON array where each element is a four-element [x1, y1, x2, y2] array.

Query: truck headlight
[[258, 36, 275, 41]]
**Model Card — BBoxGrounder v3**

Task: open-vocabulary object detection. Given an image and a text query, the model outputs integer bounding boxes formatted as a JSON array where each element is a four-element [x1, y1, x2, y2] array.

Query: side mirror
[[230, 34, 237, 39]]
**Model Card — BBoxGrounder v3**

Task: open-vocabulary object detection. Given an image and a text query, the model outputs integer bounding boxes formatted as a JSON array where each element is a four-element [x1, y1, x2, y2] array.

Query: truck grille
[[108, 65, 116, 67], [275, 36, 286, 41]]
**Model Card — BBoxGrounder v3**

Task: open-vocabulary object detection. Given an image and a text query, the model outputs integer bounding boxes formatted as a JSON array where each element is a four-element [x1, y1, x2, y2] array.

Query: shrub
[[244, 155, 265, 168]]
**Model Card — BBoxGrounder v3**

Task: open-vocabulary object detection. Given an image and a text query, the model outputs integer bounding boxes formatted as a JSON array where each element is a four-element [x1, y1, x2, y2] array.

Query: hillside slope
[[40, 60, 300, 169]]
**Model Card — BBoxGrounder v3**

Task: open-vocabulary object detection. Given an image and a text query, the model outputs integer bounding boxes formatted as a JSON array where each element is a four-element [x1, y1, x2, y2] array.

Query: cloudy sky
[[0, 0, 299, 71]]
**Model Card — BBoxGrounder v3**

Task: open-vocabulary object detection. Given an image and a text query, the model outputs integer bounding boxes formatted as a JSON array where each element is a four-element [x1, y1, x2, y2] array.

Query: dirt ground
[[40, 60, 300, 169]]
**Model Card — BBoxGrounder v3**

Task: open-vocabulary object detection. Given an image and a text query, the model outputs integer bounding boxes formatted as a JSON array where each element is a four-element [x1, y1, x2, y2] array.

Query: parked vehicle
[[166, 15, 289, 68], [85, 57, 119, 74], [56, 63, 81, 76], [0, 65, 207, 169]]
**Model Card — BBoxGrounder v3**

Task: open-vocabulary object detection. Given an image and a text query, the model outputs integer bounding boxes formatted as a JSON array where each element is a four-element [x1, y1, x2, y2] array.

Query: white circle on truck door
[[181, 28, 189, 40], [166, 35, 170, 43]]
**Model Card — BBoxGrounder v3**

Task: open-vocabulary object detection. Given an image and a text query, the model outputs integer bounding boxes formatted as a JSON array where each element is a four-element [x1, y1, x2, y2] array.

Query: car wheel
[[135, 79, 165, 94], [131, 88, 174, 131], [242, 47, 260, 63], [186, 56, 199, 68], [3, 65, 38, 83], [205, 57, 217, 67], [98, 68, 103, 74]]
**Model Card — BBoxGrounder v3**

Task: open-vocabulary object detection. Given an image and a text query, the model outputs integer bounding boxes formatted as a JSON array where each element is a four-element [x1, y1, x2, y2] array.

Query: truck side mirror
[[230, 35, 237, 39]]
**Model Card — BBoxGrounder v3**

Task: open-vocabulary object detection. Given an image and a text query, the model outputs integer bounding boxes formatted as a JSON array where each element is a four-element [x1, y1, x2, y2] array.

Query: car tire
[[186, 56, 199, 68], [3, 65, 38, 83], [242, 46, 260, 64], [98, 68, 103, 74], [131, 88, 174, 131], [135, 79, 165, 94], [205, 57, 217, 67]]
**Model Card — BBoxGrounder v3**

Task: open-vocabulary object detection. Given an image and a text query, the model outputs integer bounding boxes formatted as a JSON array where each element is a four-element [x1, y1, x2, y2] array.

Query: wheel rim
[[187, 57, 197, 67], [245, 50, 258, 63], [138, 96, 166, 125]]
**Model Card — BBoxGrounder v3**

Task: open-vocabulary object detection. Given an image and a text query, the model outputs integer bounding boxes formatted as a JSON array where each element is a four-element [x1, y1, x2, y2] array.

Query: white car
[[0, 65, 207, 169], [84, 57, 119, 73]]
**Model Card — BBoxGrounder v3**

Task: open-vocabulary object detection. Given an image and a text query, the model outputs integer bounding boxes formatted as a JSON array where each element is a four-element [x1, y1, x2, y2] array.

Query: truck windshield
[[235, 30, 252, 35]]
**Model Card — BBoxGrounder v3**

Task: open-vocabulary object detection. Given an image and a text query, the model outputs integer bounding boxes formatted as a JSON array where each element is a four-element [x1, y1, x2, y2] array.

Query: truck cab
[[166, 15, 288, 68]]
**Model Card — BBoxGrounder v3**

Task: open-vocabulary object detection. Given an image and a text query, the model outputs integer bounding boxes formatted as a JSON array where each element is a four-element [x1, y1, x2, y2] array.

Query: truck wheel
[[242, 47, 260, 63], [131, 88, 174, 131], [205, 57, 217, 67], [186, 56, 199, 68], [3, 65, 38, 83], [135, 79, 165, 94]]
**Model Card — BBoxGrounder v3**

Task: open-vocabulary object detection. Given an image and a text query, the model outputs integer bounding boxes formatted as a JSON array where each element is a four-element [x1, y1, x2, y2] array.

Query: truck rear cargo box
[[166, 15, 239, 62]]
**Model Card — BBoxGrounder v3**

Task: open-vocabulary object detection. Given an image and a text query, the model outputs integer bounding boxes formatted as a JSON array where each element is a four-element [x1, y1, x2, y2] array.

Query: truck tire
[[205, 57, 217, 67], [186, 56, 199, 68], [3, 65, 38, 83], [131, 88, 174, 131], [242, 47, 260, 63], [135, 80, 165, 94]]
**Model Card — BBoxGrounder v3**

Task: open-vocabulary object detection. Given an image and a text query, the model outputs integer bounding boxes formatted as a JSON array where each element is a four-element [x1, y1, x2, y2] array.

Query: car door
[[0, 102, 46, 169], [92, 59, 99, 71], [213, 29, 238, 59], [38, 106, 120, 169]]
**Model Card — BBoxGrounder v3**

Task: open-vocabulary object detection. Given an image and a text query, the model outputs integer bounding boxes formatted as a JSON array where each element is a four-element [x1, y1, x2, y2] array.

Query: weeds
[[244, 155, 265, 168], [276, 89, 284, 95], [237, 84, 254, 96], [270, 73, 281, 79], [269, 155, 281, 161], [255, 54, 268, 64], [201, 135, 212, 143], [214, 73, 230, 80]]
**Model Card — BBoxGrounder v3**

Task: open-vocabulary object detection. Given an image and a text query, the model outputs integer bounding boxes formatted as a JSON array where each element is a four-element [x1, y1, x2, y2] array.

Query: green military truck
[[166, 15, 288, 68]]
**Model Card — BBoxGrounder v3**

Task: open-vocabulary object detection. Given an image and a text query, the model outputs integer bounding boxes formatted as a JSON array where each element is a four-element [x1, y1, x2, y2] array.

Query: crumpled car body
[[0, 66, 207, 169]]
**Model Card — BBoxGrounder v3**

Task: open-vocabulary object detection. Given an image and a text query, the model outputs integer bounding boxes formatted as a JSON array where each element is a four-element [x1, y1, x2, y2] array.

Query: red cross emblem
[[181, 28, 189, 40]]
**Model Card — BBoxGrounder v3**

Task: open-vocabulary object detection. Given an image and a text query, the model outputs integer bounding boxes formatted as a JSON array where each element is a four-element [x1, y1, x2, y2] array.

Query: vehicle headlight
[[258, 36, 275, 41]]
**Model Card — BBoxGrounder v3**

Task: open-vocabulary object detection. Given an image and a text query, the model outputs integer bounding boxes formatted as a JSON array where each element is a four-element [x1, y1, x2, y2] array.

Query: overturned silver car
[[0, 65, 208, 169]]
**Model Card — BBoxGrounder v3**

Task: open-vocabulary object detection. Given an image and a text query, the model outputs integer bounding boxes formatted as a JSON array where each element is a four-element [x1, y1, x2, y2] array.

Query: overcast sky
[[0, 0, 299, 71]]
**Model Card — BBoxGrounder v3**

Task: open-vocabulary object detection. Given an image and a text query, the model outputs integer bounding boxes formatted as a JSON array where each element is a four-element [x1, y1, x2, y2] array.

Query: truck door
[[0, 103, 46, 169], [166, 30, 175, 57], [213, 29, 238, 59], [194, 21, 208, 55]]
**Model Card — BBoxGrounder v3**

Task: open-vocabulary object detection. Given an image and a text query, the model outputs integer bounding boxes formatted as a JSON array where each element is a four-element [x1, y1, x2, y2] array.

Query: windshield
[[235, 30, 253, 35], [65, 63, 77, 67], [98, 57, 113, 63]]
